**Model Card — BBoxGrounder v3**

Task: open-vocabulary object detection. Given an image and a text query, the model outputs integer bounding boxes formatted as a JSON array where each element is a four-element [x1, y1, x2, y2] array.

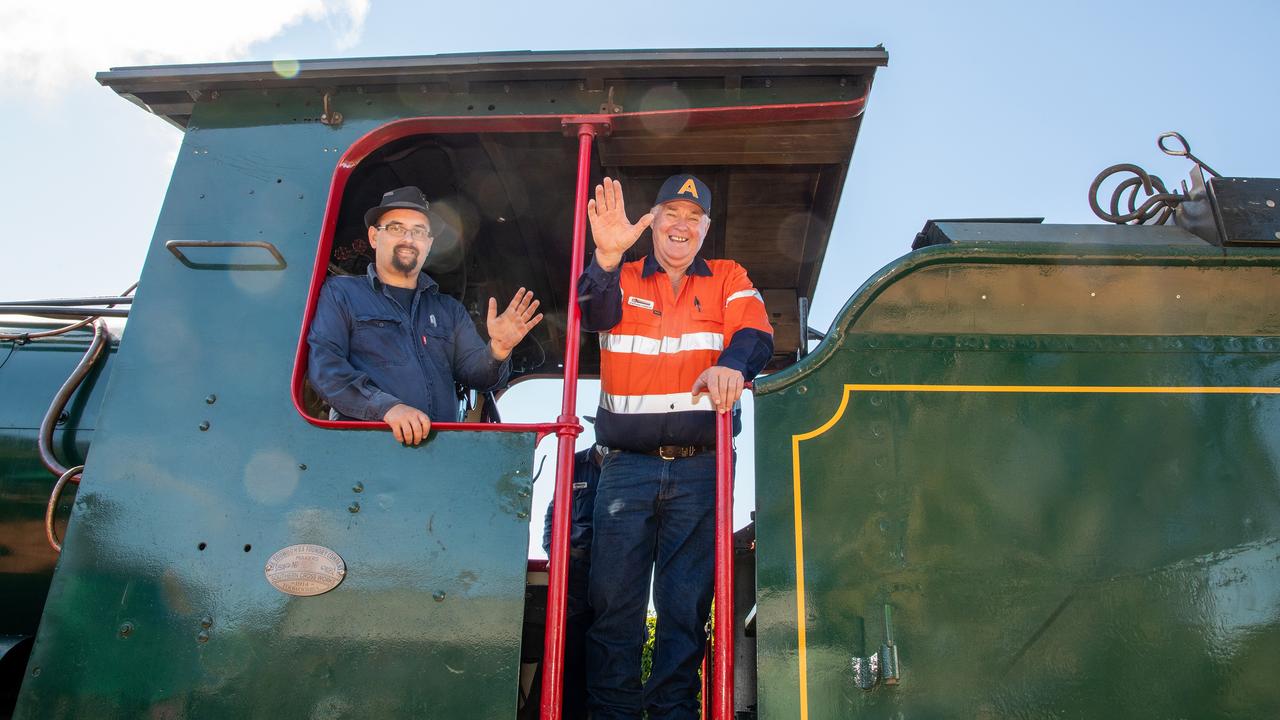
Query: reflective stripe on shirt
[[725, 288, 764, 306], [599, 331, 724, 356]]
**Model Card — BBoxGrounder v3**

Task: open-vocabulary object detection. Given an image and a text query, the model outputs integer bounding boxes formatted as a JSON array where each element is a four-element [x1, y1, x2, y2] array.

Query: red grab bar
[[539, 123, 597, 720], [713, 408, 736, 720]]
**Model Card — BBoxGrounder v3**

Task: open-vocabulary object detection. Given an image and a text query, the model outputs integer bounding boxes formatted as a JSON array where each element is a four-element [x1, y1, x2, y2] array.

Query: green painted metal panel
[[754, 250, 1280, 719], [14, 95, 537, 718], [0, 327, 115, 639]]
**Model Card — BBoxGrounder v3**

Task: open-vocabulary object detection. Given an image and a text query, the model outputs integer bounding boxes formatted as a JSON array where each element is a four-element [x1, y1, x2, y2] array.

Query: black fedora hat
[[364, 186, 430, 228]]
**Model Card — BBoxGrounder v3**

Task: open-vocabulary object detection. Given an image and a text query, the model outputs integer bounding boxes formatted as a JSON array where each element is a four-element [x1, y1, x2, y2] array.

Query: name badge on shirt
[[627, 296, 656, 311]]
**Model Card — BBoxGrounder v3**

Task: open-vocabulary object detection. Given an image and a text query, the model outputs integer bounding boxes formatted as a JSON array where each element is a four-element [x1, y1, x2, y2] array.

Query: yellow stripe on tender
[[788, 382, 1280, 719]]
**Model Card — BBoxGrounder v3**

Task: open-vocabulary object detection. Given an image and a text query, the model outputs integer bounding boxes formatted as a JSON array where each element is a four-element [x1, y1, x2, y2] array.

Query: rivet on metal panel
[[198, 421, 210, 431], [200, 616, 213, 629], [30, 667, 40, 678], [1267, 199, 1275, 208], [197, 631, 210, 643], [348, 502, 360, 513], [869, 365, 883, 377], [796, 385, 807, 395], [433, 591, 446, 602], [118, 622, 133, 638], [205, 394, 216, 404], [352, 481, 363, 493], [299, 464, 307, 471], [517, 511, 529, 519]]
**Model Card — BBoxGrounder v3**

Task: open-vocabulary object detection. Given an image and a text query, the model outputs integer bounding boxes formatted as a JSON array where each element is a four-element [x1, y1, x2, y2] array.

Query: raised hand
[[588, 177, 654, 271], [487, 287, 543, 360], [691, 365, 745, 414]]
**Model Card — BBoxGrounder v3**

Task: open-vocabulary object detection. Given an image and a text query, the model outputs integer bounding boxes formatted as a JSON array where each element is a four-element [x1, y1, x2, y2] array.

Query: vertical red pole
[[540, 124, 597, 720], [713, 409, 735, 719]]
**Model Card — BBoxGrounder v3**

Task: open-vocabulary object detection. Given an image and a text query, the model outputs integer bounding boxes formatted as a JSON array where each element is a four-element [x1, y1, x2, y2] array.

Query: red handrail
[[539, 123, 596, 720], [713, 408, 736, 720]]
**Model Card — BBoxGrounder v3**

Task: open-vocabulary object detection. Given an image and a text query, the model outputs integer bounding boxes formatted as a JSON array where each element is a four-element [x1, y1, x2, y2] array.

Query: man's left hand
[[691, 365, 745, 414], [488, 287, 544, 360]]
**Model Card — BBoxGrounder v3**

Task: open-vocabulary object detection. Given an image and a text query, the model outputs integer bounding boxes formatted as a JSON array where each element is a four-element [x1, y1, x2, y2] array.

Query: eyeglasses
[[377, 222, 433, 241]]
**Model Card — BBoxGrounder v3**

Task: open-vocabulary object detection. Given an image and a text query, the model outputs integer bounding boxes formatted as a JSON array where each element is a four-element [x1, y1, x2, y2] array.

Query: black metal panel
[[1210, 177, 1280, 246]]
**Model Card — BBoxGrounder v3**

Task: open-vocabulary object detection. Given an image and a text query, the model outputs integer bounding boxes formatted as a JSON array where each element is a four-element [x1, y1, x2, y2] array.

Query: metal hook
[[320, 91, 343, 127], [1157, 131, 1221, 177]]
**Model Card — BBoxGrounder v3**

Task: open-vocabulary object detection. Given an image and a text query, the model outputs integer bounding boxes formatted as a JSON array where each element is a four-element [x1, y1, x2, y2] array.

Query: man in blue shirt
[[308, 186, 543, 445]]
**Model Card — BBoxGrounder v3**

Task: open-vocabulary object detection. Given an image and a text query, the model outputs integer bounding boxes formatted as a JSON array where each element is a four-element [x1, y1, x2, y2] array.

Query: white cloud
[[0, 0, 369, 98]]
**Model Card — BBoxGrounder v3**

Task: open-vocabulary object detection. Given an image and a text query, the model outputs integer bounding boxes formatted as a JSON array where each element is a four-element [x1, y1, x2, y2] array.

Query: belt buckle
[[658, 446, 677, 461]]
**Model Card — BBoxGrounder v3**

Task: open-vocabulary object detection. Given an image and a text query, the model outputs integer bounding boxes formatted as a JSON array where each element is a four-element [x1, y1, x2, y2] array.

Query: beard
[[391, 246, 419, 273]]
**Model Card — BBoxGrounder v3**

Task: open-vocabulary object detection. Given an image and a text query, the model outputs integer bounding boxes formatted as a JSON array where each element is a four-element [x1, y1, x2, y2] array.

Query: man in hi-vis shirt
[[577, 174, 773, 720]]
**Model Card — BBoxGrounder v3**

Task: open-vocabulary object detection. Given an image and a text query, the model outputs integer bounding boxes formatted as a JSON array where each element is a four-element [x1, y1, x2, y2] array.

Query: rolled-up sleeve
[[307, 282, 403, 421], [577, 259, 622, 332]]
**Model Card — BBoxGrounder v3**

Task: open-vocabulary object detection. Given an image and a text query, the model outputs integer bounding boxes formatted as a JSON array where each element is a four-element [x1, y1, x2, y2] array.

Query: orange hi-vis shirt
[[578, 254, 774, 451]]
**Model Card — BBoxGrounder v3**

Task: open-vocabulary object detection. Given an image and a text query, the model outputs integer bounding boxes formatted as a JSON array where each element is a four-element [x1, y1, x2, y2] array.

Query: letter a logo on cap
[[655, 174, 711, 213]]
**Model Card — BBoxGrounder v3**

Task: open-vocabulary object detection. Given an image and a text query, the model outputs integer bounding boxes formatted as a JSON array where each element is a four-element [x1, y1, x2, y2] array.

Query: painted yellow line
[[789, 382, 1280, 718], [845, 384, 1280, 394], [789, 389, 851, 720]]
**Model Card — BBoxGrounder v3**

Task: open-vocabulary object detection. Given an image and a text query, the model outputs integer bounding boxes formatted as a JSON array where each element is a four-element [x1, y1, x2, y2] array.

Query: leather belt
[[642, 445, 713, 460]]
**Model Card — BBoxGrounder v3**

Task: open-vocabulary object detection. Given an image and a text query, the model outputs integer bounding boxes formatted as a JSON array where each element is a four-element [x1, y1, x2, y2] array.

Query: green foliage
[[641, 613, 657, 682]]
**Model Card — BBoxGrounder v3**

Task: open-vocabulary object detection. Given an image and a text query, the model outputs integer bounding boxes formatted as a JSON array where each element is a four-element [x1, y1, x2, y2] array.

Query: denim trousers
[[586, 450, 716, 720]]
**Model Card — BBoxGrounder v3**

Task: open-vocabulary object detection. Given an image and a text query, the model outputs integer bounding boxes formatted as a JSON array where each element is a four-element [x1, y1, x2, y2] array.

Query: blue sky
[[3, 0, 1279, 554]]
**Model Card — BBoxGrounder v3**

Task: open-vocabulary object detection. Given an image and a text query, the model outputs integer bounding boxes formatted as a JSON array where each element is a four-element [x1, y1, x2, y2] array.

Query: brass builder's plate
[[264, 544, 346, 596]]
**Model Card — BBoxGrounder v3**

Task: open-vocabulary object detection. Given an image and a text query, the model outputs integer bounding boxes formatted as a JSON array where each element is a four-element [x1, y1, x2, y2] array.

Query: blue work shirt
[[307, 264, 509, 422]]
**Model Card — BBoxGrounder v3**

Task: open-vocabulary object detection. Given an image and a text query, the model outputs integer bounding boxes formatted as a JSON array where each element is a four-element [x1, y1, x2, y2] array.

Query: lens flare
[[272, 59, 301, 79]]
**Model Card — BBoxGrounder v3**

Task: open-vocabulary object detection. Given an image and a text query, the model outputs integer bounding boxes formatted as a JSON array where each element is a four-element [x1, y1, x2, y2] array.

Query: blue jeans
[[586, 450, 716, 720]]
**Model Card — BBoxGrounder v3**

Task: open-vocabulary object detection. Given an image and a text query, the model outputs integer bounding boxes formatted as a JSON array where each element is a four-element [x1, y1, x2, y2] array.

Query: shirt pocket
[[420, 322, 455, 375], [617, 295, 663, 335], [352, 313, 410, 368], [689, 294, 726, 336]]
